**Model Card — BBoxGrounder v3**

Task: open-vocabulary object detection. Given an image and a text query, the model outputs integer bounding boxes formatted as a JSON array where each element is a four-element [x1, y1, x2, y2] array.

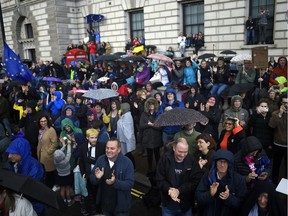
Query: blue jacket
[[6, 138, 44, 181], [157, 88, 185, 134], [6, 138, 45, 213], [183, 61, 198, 85], [46, 91, 65, 115], [90, 153, 134, 213]]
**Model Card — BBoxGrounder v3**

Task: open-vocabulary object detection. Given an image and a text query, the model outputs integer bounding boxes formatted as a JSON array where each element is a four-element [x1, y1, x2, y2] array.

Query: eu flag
[[86, 14, 104, 24], [2, 42, 34, 82]]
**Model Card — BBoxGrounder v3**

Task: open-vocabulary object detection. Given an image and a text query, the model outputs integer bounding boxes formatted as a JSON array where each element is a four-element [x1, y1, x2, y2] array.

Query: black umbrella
[[154, 108, 208, 127], [198, 53, 216, 59], [96, 54, 119, 62], [120, 55, 146, 62], [113, 52, 126, 57], [220, 50, 237, 55], [145, 45, 157, 50], [208, 61, 217, 67], [227, 83, 256, 96], [0, 169, 59, 209], [224, 56, 233, 63]]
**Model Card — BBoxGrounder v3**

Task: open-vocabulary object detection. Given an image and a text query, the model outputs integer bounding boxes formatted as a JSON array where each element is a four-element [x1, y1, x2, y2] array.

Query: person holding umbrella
[[157, 88, 185, 145], [0, 186, 37, 216], [6, 138, 45, 214]]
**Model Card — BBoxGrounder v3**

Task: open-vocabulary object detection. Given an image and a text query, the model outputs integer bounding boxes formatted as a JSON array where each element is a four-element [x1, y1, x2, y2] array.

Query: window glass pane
[[249, 0, 274, 44], [130, 11, 144, 39], [183, 1, 204, 35]]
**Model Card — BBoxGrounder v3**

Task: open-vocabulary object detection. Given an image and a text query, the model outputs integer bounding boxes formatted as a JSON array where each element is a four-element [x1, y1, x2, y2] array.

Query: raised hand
[[210, 182, 219, 197], [95, 167, 104, 180]]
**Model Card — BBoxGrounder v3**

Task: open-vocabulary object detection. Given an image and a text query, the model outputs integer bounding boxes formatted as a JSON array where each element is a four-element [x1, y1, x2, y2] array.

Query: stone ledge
[[240, 44, 277, 49]]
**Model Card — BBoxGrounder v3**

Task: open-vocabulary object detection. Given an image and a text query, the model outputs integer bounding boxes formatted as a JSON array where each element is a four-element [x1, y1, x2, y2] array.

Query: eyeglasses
[[225, 122, 233, 126], [40, 120, 47, 123], [217, 160, 228, 164]]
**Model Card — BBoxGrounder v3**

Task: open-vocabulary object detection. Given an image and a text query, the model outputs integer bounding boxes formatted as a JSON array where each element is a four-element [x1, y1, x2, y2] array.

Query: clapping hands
[[168, 188, 180, 203], [95, 167, 104, 179]]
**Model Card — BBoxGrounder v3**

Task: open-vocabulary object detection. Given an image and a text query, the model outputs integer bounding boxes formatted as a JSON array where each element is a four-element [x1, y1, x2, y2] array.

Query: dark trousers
[[272, 144, 287, 184], [125, 152, 135, 169], [258, 25, 267, 43], [45, 170, 56, 188], [146, 147, 160, 171], [84, 180, 99, 213]]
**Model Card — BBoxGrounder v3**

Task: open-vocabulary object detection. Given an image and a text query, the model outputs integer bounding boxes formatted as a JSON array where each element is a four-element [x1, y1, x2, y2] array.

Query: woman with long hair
[[37, 114, 58, 188], [0, 187, 37, 216]]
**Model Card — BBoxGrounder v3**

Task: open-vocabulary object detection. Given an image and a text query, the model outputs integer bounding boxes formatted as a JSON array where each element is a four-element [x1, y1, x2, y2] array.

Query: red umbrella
[[147, 53, 174, 64]]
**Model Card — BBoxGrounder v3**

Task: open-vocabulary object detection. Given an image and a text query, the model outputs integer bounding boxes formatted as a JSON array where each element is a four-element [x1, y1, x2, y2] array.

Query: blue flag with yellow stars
[[3, 42, 34, 82]]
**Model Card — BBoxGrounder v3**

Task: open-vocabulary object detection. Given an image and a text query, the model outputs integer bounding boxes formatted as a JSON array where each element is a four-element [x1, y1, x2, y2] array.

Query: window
[[130, 10, 144, 40], [25, 24, 34, 39], [183, 1, 204, 36], [250, 0, 274, 44]]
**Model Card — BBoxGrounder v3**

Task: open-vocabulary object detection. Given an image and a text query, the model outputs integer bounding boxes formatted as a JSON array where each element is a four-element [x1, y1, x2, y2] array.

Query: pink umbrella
[[147, 53, 174, 64], [68, 89, 88, 94]]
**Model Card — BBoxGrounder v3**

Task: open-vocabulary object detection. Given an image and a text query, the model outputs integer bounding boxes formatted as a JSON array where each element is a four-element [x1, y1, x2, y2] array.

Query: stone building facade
[[0, 0, 287, 63]]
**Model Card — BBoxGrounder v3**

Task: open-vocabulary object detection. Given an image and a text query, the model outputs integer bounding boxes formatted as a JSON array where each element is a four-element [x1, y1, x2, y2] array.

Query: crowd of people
[[0, 31, 287, 216]]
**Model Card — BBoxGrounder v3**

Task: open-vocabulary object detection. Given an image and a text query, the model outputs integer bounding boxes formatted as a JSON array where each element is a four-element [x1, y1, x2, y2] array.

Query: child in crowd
[[54, 137, 74, 206]]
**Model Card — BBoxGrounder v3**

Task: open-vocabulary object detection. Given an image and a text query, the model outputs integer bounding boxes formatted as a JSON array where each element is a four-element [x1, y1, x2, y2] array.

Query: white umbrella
[[230, 53, 252, 64], [82, 88, 119, 101]]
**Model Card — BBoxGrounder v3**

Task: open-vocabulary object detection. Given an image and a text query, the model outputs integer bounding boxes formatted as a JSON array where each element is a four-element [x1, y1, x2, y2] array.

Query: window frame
[[25, 23, 34, 39], [249, 0, 275, 44], [129, 10, 144, 40], [182, 1, 204, 36]]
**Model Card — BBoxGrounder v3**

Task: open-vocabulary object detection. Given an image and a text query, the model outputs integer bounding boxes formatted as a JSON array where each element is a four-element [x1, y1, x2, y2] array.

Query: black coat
[[196, 149, 247, 216], [139, 111, 162, 149], [248, 112, 273, 147], [156, 150, 203, 212], [234, 136, 271, 178], [218, 126, 246, 154], [79, 141, 106, 178], [75, 102, 88, 129]]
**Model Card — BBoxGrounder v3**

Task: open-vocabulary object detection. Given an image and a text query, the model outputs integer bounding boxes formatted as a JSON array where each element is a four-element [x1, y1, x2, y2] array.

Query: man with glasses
[[269, 93, 288, 185], [196, 149, 247, 216]]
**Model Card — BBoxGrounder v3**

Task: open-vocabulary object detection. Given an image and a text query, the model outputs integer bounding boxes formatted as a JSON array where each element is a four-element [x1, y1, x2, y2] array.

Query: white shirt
[[88, 143, 96, 170]]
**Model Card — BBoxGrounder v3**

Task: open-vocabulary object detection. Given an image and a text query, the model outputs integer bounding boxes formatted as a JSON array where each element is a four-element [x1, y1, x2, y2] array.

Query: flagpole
[[0, 2, 6, 44]]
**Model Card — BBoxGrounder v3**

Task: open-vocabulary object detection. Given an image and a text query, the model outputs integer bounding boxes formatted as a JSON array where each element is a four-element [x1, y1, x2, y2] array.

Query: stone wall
[[0, 0, 287, 62]]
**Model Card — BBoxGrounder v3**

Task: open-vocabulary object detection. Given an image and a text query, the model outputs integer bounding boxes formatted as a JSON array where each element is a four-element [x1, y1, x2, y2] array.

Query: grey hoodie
[[54, 144, 71, 176]]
